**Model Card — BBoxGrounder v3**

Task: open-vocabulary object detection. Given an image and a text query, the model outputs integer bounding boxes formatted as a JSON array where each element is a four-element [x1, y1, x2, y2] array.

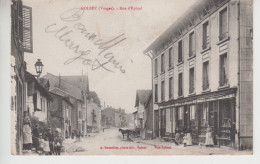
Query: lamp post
[[35, 59, 43, 79]]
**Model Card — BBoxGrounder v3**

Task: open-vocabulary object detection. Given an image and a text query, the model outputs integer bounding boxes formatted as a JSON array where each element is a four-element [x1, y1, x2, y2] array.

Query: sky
[[23, 0, 196, 114]]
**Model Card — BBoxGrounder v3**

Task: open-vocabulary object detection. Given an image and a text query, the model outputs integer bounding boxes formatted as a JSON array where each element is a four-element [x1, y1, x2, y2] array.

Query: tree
[[87, 91, 101, 107]]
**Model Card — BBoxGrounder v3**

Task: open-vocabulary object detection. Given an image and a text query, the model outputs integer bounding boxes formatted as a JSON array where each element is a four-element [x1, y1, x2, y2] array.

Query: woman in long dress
[[23, 112, 32, 150], [186, 128, 192, 146], [205, 124, 214, 147]]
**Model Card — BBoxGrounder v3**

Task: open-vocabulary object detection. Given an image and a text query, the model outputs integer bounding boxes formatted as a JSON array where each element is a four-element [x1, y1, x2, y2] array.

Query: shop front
[[158, 88, 237, 147]]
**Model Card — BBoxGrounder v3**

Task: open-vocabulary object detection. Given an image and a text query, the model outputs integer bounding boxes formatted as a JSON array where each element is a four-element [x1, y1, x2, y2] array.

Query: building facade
[[42, 73, 89, 136], [101, 107, 125, 128], [144, 0, 252, 149], [49, 91, 74, 138], [10, 0, 33, 154], [134, 90, 153, 139], [25, 71, 52, 123]]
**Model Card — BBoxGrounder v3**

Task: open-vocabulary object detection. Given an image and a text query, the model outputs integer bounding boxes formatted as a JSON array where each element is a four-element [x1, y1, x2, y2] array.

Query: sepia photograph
[[7, 0, 253, 156]]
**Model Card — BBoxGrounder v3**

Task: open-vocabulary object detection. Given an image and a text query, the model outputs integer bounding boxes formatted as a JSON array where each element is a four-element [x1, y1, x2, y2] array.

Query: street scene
[[10, 0, 253, 155]]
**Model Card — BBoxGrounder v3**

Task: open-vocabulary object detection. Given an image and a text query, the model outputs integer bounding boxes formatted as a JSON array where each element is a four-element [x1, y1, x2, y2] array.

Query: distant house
[[49, 88, 74, 138], [25, 71, 52, 123], [134, 90, 152, 139], [101, 107, 125, 128]]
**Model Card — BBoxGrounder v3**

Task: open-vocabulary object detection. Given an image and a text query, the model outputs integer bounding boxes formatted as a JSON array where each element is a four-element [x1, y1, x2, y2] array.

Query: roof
[[135, 90, 152, 107], [25, 71, 52, 100], [42, 73, 85, 100], [49, 88, 74, 107], [144, 0, 229, 56], [60, 75, 89, 92]]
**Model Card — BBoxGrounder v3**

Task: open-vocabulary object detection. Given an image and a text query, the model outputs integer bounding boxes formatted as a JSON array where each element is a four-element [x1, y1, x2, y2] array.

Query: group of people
[[174, 124, 214, 147], [22, 112, 63, 155]]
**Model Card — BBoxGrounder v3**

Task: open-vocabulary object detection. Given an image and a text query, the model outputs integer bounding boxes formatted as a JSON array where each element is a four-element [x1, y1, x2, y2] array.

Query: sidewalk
[[134, 138, 252, 155]]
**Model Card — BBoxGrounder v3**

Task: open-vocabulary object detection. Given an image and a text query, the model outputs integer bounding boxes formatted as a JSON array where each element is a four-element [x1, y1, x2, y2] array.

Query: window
[[43, 99, 45, 112], [189, 32, 195, 57], [161, 81, 165, 101], [40, 97, 43, 111], [169, 48, 173, 68], [201, 104, 208, 126], [178, 40, 183, 63], [161, 54, 165, 73], [189, 67, 195, 94], [189, 105, 196, 120], [219, 8, 228, 40], [219, 53, 228, 86], [169, 77, 173, 99], [202, 21, 209, 49], [154, 58, 158, 76], [155, 84, 158, 103], [203, 61, 209, 90], [178, 73, 183, 96], [178, 107, 184, 120]]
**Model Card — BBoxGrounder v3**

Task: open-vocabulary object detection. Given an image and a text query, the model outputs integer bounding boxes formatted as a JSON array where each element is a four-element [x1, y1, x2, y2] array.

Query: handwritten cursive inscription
[[45, 8, 127, 73]]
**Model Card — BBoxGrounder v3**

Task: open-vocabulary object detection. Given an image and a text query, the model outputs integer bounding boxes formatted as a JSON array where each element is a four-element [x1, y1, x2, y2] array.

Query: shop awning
[[157, 87, 237, 108]]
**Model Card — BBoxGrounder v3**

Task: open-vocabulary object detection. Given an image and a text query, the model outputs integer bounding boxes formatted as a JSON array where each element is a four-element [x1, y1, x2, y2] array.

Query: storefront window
[[178, 107, 184, 120], [190, 105, 196, 120], [202, 104, 208, 126]]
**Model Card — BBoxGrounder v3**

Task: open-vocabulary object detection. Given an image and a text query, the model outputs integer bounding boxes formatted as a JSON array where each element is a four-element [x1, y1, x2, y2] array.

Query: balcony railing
[[202, 36, 210, 50], [189, 51, 196, 57], [202, 83, 209, 91], [189, 87, 195, 94], [219, 32, 228, 41], [219, 78, 228, 87], [169, 93, 173, 99], [178, 88, 183, 97]]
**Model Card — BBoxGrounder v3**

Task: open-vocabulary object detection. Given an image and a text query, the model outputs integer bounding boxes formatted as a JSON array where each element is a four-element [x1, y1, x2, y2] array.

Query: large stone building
[[144, 0, 252, 149]]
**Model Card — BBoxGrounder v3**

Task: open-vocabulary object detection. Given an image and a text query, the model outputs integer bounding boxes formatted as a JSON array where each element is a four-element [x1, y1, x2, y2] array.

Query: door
[[154, 110, 159, 137]]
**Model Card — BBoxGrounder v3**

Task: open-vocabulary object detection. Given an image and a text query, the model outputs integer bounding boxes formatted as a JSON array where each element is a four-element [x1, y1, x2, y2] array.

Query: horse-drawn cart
[[119, 128, 140, 140]]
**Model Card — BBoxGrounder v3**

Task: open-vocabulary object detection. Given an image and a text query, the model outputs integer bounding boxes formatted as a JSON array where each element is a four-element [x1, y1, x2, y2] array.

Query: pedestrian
[[38, 133, 44, 154], [22, 111, 32, 151], [186, 127, 192, 146], [182, 134, 188, 147], [54, 129, 63, 155], [174, 127, 181, 145], [76, 130, 81, 141], [32, 124, 40, 151], [43, 138, 51, 155], [46, 128, 54, 155], [71, 131, 74, 139], [205, 124, 214, 147]]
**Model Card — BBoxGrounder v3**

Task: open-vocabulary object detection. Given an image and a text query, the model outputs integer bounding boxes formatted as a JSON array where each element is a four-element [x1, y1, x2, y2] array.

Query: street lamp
[[35, 59, 43, 78]]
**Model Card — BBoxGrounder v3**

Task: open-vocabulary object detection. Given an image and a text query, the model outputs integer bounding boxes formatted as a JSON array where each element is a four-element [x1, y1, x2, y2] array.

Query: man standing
[[32, 124, 40, 151], [46, 128, 54, 154]]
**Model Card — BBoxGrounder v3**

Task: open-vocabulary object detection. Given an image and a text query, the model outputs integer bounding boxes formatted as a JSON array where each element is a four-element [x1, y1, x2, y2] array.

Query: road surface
[[62, 128, 252, 155]]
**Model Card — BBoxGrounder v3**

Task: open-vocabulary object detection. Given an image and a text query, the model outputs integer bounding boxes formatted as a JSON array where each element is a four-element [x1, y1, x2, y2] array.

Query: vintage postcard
[[10, 0, 253, 155]]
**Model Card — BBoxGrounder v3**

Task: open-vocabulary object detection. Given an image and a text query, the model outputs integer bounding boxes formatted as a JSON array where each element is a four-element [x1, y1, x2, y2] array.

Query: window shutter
[[33, 93, 37, 112], [22, 5, 33, 53]]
